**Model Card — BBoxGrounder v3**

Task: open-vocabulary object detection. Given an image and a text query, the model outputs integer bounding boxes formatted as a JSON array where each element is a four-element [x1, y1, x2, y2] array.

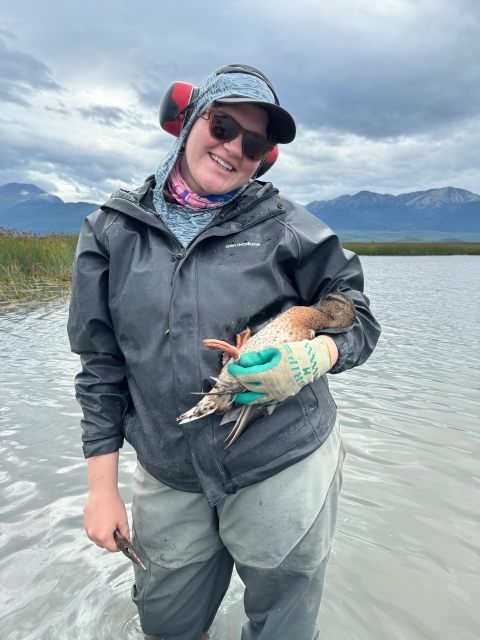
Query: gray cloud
[[0, 33, 62, 106], [44, 101, 69, 115], [77, 105, 127, 127], [275, 1, 480, 138], [76, 104, 157, 131], [124, 0, 480, 139], [271, 118, 480, 203], [0, 106, 171, 202]]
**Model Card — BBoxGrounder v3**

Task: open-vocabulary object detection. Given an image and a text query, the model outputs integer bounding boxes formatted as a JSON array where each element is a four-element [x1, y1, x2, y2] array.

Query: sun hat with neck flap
[[152, 65, 296, 219]]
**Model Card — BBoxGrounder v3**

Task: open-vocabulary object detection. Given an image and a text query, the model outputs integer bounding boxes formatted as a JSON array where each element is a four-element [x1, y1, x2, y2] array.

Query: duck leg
[[203, 339, 240, 361], [236, 327, 251, 349]]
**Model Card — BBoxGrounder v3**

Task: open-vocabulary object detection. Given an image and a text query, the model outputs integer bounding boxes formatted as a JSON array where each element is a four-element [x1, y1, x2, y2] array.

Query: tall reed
[[0, 228, 78, 303]]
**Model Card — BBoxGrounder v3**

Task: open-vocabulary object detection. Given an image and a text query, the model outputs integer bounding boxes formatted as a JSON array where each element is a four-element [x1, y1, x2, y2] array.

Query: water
[[0, 256, 479, 640]]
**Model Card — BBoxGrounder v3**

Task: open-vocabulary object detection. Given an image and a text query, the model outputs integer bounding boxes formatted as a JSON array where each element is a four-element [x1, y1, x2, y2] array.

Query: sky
[[1, 0, 479, 204]]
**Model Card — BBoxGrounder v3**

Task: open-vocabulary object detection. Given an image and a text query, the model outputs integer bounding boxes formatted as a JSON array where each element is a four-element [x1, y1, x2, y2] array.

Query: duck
[[178, 292, 356, 447]]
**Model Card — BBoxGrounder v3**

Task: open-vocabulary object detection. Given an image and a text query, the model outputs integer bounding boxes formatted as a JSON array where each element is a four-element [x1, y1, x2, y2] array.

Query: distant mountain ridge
[[0, 182, 64, 207], [305, 187, 480, 235], [0, 183, 98, 234], [1, 182, 479, 239]]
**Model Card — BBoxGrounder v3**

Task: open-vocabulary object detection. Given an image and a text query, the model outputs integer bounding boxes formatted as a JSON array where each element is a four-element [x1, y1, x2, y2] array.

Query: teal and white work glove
[[227, 337, 333, 405]]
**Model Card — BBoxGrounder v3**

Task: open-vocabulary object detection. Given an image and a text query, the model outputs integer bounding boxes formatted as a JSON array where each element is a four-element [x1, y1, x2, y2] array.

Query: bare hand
[[84, 489, 130, 552]]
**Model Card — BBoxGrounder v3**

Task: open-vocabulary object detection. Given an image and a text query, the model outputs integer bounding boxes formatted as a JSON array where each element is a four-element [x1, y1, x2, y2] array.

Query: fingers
[[228, 348, 281, 375], [234, 391, 270, 405], [87, 524, 130, 551], [117, 519, 131, 543], [85, 527, 121, 552]]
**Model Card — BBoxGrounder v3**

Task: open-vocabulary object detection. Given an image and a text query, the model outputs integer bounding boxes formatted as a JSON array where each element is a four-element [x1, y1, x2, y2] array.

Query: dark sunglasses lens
[[210, 114, 239, 141], [243, 132, 269, 161]]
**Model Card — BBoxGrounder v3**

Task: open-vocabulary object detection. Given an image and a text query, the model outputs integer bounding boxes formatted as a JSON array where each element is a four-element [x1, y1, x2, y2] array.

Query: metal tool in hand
[[113, 528, 146, 570]]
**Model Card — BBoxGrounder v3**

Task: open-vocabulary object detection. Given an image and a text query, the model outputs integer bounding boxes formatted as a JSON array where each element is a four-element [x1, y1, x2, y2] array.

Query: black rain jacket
[[68, 177, 381, 506]]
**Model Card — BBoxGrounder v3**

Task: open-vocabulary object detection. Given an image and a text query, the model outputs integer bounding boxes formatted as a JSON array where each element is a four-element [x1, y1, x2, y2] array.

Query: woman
[[68, 64, 381, 640]]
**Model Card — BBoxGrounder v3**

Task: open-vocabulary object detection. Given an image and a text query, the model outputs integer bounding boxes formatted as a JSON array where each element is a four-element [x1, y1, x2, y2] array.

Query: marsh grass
[[0, 228, 78, 304], [342, 242, 480, 256], [1, 230, 479, 304]]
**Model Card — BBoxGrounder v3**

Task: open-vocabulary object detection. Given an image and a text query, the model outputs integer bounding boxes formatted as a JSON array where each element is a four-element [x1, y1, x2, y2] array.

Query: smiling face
[[180, 103, 270, 196]]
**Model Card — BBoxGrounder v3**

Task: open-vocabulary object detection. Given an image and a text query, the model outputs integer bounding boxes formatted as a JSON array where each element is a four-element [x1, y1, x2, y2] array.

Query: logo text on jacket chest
[[225, 242, 261, 248]]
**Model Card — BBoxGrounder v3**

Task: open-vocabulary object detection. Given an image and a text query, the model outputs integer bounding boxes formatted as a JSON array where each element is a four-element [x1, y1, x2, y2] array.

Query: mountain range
[[1, 182, 479, 240], [304, 186, 480, 237], [0, 183, 98, 235]]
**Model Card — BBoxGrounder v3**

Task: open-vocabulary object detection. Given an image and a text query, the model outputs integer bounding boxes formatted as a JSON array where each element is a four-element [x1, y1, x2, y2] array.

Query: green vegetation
[[0, 229, 78, 304], [1, 230, 479, 304], [342, 242, 480, 256]]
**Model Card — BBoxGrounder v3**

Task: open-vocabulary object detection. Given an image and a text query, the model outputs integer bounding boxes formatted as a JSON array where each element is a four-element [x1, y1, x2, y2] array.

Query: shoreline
[[1, 232, 479, 303], [341, 242, 480, 255]]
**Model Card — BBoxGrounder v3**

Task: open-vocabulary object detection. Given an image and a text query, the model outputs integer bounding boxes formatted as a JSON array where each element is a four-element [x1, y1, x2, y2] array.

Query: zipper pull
[[170, 252, 185, 285]]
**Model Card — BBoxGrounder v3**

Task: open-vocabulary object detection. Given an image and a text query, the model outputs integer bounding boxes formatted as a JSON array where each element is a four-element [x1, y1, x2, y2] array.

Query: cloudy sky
[[1, 0, 479, 204]]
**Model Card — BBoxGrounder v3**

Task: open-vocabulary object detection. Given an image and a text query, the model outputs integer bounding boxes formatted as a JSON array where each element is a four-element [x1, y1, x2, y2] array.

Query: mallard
[[178, 292, 356, 447]]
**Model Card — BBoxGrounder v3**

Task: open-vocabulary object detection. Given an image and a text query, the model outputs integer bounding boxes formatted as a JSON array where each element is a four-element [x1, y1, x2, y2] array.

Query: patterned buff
[[166, 154, 238, 210]]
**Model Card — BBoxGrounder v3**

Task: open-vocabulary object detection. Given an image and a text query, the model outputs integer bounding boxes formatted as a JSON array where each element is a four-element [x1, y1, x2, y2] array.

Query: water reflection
[[0, 256, 479, 639]]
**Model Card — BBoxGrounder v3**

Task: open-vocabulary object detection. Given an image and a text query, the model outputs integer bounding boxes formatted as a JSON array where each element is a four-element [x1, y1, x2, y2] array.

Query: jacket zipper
[[170, 250, 185, 284], [140, 215, 185, 284]]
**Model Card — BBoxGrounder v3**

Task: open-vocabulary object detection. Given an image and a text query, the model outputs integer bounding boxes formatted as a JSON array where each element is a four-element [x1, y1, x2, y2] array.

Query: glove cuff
[[315, 336, 333, 371]]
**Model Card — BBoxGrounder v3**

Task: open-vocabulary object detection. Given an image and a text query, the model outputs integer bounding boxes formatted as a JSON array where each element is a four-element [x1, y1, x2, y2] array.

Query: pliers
[[113, 528, 146, 570]]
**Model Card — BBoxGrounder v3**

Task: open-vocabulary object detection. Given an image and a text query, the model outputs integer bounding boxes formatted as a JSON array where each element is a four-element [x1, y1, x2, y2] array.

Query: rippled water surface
[[1, 256, 479, 640]]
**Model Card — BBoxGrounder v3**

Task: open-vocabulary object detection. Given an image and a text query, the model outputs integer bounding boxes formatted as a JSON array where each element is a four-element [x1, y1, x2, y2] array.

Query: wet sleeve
[[67, 212, 130, 458], [290, 216, 381, 374]]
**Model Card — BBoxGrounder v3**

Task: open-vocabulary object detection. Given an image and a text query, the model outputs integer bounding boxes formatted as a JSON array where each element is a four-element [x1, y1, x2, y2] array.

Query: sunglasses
[[202, 109, 274, 162]]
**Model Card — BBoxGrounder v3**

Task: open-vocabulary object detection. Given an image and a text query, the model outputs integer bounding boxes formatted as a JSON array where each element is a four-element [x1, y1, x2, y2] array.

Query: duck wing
[[223, 405, 266, 448], [223, 403, 277, 449]]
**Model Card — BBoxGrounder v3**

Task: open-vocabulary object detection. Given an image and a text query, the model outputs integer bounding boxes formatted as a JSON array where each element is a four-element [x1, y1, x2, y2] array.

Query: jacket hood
[[152, 71, 279, 217]]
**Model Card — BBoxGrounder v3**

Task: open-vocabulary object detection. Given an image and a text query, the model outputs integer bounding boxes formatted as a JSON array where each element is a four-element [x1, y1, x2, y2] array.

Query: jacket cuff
[[329, 334, 349, 374], [83, 435, 124, 459]]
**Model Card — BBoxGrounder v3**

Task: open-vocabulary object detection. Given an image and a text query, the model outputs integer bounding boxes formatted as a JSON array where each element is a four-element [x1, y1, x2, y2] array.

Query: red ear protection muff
[[256, 145, 279, 178], [158, 65, 280, 176], [159, 82, 198, 137]]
